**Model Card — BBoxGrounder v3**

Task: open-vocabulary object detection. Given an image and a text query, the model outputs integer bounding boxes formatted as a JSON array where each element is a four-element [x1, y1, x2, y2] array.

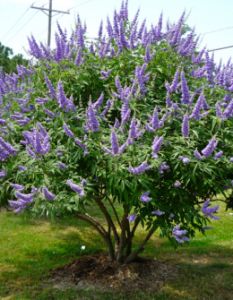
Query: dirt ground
[[50, 253, 177, 294]]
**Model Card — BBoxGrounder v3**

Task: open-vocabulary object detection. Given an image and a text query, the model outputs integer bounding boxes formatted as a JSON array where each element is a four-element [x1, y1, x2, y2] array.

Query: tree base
[[50, 253, 177, 293]]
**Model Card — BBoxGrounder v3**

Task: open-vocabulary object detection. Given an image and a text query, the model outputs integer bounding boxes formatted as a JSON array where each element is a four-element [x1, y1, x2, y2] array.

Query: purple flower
[[214, 151, 223, 160], [135, 63, 150, 95], [86, 104, 99, 132], [104, 129, 127, 156], [129, 118, 142, 140], [0, 137, 16, 161], [57, 162, 67, 170], [127, 214, 137, 222], [190, 93, 204, 120], [172, 225, 189, 243], [140, 192, 152, 203], [66, 179, 85, 197], [11, 183, 24, 191], [23, 123, 50, 156], [170, 69, 180, 93], [202, 199, 219, 220], [174, 180, 182, 188], [0, 170, 7, 178], [100, 99, 113, 118], [180, 71, 190, 104], [44, 74, 56, 99], [194, 149, 203, 160], [223, 99, 233, 119], [179, 156, 190, 164], [111, 129, 119, 155], [63, 123, 75, 138], [144, 45, 152, 63], [128, 161, 150, 175], [93, 93, 104, 110], [100, 70, 111, 79], [18, 165, 27, 171], [152, 136, 163, 158], [9, 190, 35, 213], [151, 107, 160, 130], [201, 138, 218, 157], [181, 114, 189, 138], [42, 187, 56, 201], [57, 81, 75, 112], [74, 138, 86, 150], [159, 162, 170, 174], [152, 209, 165, 216], [230, 157, 233, 163]]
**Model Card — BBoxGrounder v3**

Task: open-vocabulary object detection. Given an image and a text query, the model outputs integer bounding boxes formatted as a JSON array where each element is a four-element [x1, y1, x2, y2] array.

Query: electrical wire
[[208, 45, 233, 52], [202, 25, 233, 36], [0, 7, 31, 41], [4, 10, 41, 44]]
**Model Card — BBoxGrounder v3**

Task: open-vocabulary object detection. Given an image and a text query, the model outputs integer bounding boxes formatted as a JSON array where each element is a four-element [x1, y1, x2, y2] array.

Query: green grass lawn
[[0, 204, 233, 300]]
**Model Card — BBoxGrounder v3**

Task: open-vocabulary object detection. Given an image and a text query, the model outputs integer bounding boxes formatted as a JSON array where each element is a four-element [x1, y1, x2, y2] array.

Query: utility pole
[[31, 0, 70, 47]]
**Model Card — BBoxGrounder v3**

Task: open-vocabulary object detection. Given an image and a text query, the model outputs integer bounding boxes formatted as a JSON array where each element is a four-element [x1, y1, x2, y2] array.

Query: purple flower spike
[[180, 71, 190, 104], [42, 187, 56, 201], [152, 209, 165, 216], [201, 137, 218, 158], [0, 170, 7, 178], [86, 104, 99, 132], [128, 214, 137, 222], [159, 162, 170, 174], [63, 123, 75, 138], [214, 151, 223, 160], [129, 118, 142, 140], [93, 93, 104, 110], [57, 162, 67, 170], [170, 69, 180, 92], [179, 156, 190, 164], [181, 114, 189, 137], [128, 161, 150, 175], [172, 225, 189, 243], [111, 129, 119, 155], [100, 69, 111, 79], [152, 136, 163, 158], [190, 93, 204, 120], [66, 179, 85, 197], [18, 165, 27, 171], [202, 199, 219, 220], [194, 149, 203, 160], [140, 192, 152, 203], [11, 183, 24, 191]]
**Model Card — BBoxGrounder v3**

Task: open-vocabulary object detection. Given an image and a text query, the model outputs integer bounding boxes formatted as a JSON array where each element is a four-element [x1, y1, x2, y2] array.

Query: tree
[[0, 42, 27, 73], [0, 1, 233, 263]]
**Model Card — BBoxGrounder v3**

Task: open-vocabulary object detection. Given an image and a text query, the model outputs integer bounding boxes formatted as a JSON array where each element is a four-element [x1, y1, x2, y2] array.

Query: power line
[[208, 45, 233, 52], [38, 0, 96, 39], [4, 10, 41, 44], [0, 7, 31, 42], [68, 0, 96, 12], [31, 0, 70, 47], [202, 25, 233, 36]]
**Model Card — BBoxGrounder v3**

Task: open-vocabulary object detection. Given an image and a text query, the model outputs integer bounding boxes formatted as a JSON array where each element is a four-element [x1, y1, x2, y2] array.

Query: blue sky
[[1, 0, 233, 63]]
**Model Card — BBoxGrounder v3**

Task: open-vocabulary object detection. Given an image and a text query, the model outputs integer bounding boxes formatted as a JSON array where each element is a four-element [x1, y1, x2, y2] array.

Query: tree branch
[[76, 213, 115, 260], [124, 224, 158, 264], [107, 196, 122, 229], [95, 196, 120, 244]]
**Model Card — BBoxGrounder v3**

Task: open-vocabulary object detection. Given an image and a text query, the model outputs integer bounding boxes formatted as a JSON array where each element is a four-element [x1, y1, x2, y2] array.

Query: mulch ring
[[50, 253, 178, 293]]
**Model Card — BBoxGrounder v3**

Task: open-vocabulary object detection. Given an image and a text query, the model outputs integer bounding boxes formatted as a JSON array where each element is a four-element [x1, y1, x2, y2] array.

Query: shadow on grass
[[1, 230, 233, 299]]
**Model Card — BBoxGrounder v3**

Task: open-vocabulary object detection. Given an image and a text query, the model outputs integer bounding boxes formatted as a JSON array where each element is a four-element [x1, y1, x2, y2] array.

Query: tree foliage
[[0, 1, 233, 263], [0, 42, 27, 73]]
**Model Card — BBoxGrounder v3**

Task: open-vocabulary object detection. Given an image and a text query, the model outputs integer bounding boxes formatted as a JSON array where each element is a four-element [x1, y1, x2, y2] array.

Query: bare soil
[[50, 253, 177, 294]]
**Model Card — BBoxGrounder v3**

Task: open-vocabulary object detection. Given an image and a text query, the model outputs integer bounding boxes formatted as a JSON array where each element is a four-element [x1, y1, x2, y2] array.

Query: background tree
[[0, 42, 27, 73], [0, 1, 232, 263]]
